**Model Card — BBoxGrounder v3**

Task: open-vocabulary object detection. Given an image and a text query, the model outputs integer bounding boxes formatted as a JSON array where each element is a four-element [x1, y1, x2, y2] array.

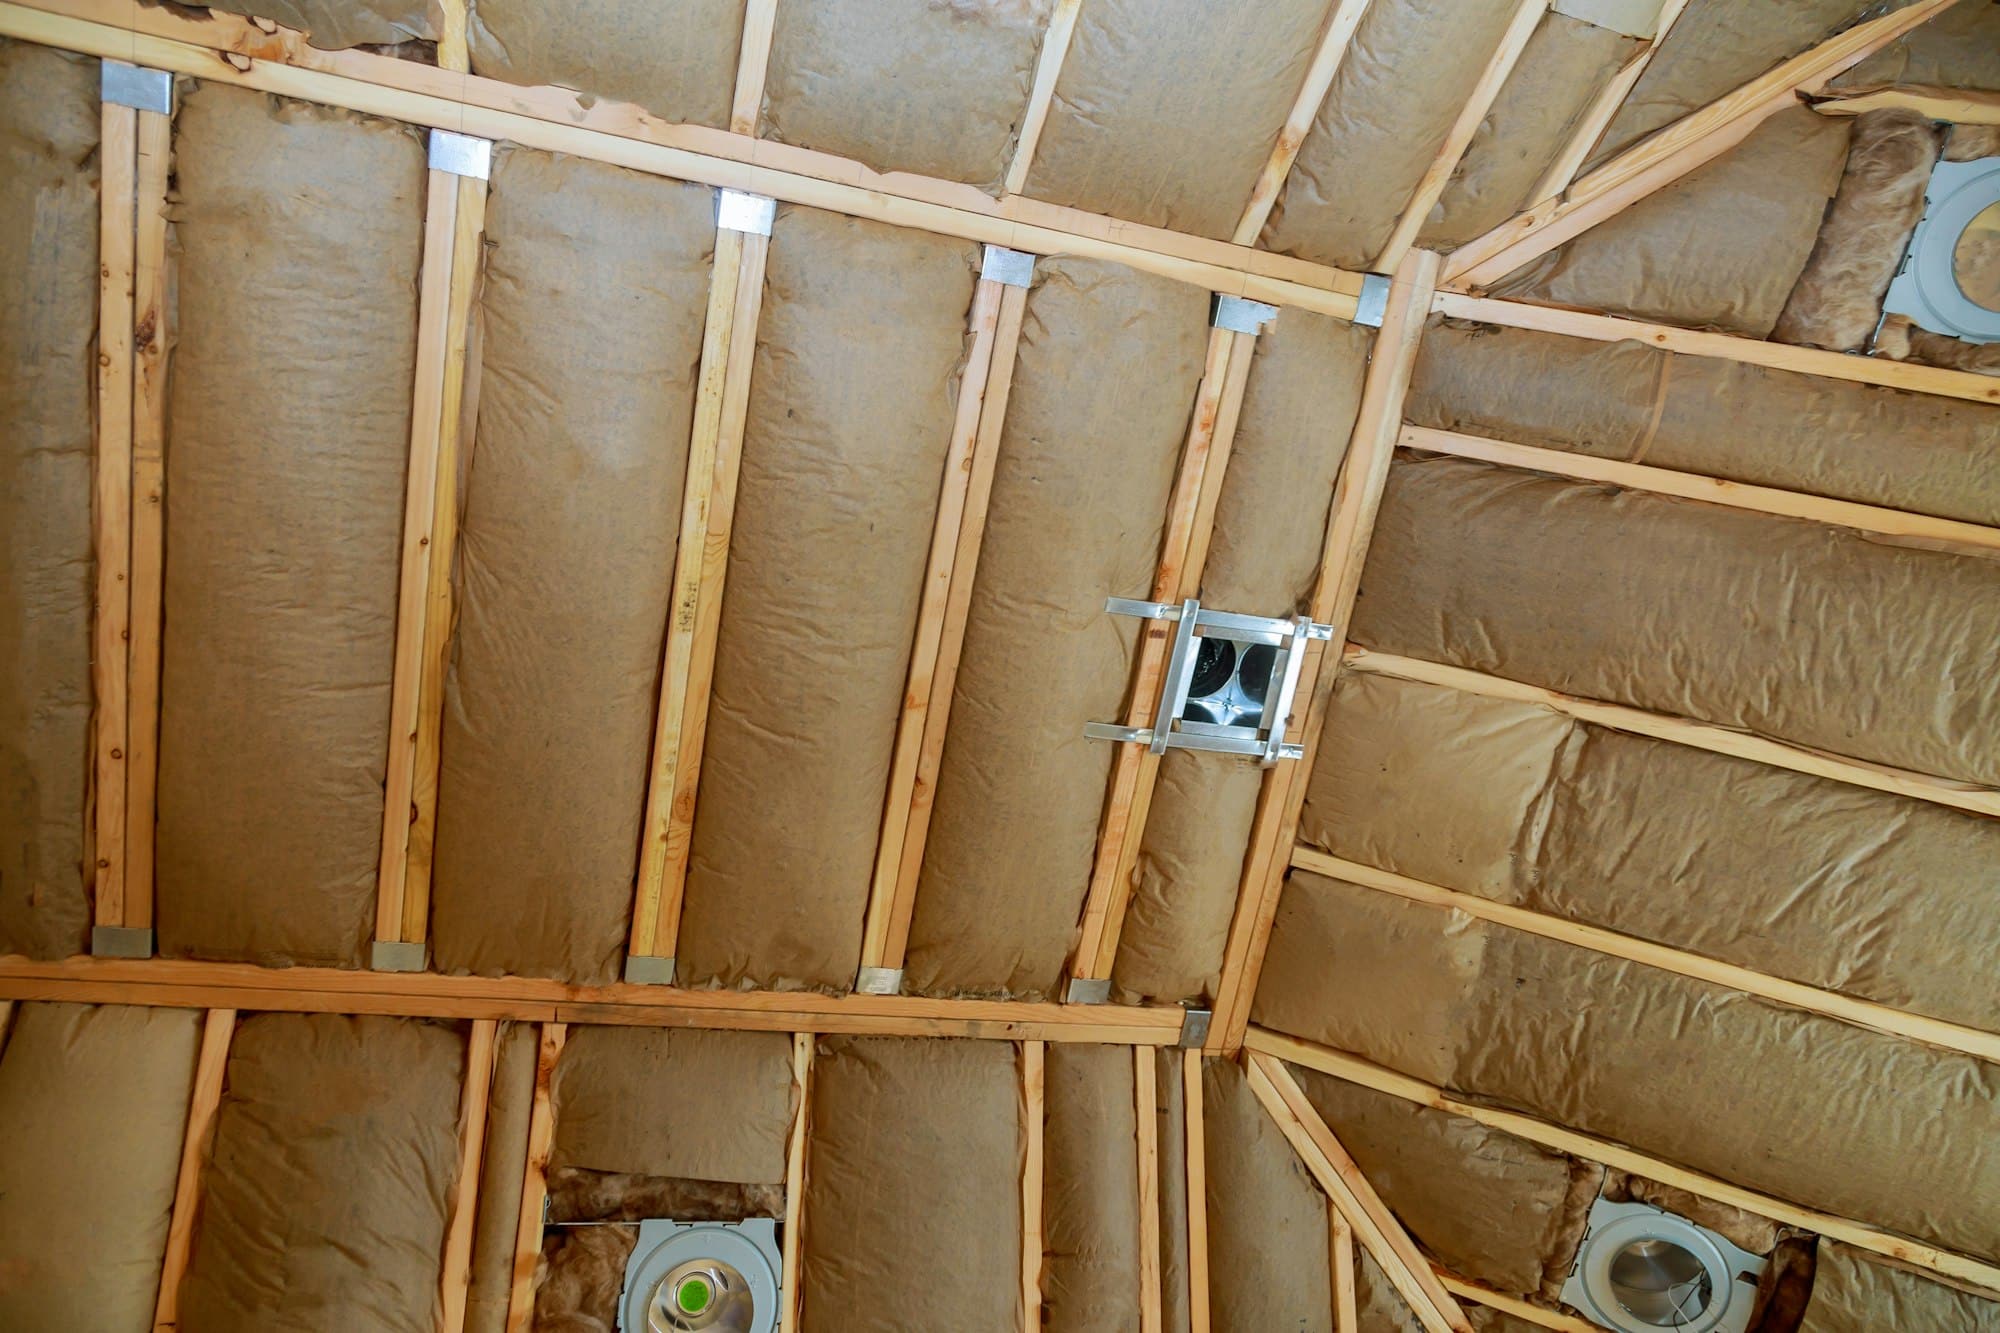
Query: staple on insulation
[[155, 85, 426, 969], [0, 40, 97, 961], [466, 0, 747, 129], [677, 209, 979, 992], [429, 148, 712, 985]]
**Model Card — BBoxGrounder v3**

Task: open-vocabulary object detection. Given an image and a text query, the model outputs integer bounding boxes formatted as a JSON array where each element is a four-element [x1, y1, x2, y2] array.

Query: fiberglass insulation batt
[[1111, 311, 1373, 1004], [156, 86, 425, 968], [1256, 874, 2000, 1263], [0, 1003, 201, 1331], [465, 1022, 538, 1333], [677, 209, 978, 991], [1203, 1057, 1333, 1333], [801, 1036, 1023, 1332], [0, 41, 96, 961], [1800, 1243, 2000, 1330], [429, 149, 712, 984], [1042, 1043, 1143, 1330], [467, 0, 746, 130], [175, 1013, 465, 1333], [1024, 0, 1334, 238], [200, 0, 435, 48], [759, 0, 1051, 190], [903, 258, 1208, 998]]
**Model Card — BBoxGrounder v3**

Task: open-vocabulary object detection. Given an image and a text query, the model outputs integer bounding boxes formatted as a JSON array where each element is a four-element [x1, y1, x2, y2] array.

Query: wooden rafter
[[1136, 1048, 1163, 1332], [1443, 0, 1964, 288], [1373, 0, 1549, 272], [1021, 1039, 1047, 1333], [439, 1018, 498, 1333], [1330, 1205, 1358, 1332], [1440, 1274, 1604, 1332], [1208, 250, 1440, 1052], [1250, 1026, 2000, 1296], [1809, 83, 2000, 125], [780, 1032, 812, 1332], [152, 1007, 236, 1333], [503, 1021, 565, 1333], [1182, 1050, 1211, 1333], [1232, 0, 1376, 246], [1246, 1053, 1473, 1333], [729, 0, 779, 137], [1004, 0, 1083, 198], [1527, 0, 1692, 206]]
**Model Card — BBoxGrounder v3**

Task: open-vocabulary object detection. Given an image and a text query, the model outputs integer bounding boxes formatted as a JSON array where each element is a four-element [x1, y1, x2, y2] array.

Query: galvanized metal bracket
[[623, 953, 677, 986], [717, 188, 776, 236], [1353, 272, 1393, 328], [1066, 976, 1113, 1005], [101, 61, 174, 115], [371, 940, 428, 973], [1178, 1007, 1213, 1049], [91, 925, 155, 959], [428, 129, 492, 180], [1212, 294, 1278, 334], [855, 965, 904, 996], [982, 245, 1037, 288]]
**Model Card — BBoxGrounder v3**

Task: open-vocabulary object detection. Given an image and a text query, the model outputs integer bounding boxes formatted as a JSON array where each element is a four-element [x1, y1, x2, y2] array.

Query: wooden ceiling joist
[[439, 1016, 498, 1333], [1003, 0, 1083, 198], [1136, 1048, 1164, 1332], [1021, 1039, 1047, 1332], [1330, 1204, 1358, 1331], [1526, 0, 1692, 207], [1182, 1050, 1212, 1333], [1232, 0, 1376, 247], [151, 1006, 234, 1333], [1250, 1026, 2000, 1295], [780, 1032, 812, 1333], [730, 0, 779, 137], [1439, 1276, 1601, 1333], [1442, 0, 1965, 289], [503, 1021, 564, 1333]]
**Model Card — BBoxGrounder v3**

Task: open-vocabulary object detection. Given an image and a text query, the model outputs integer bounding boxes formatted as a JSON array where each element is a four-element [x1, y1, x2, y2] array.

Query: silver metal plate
[[855, 966, 903, 995], [1212, 294, 1278, 334], [91, 925, 155, 958], [1066, 976, 1113, 1005], [371, 940, 428, 973], [624, 953, 677, 986], [1881, 156, 2000, 345], [717, 189, 777, 235], [982, 245, 1037, 288], [1353, 272, 1393, 328], [428, 129, 492, 179], [1178, 1007, 1213, 1048], [101, 61, 173, 115]]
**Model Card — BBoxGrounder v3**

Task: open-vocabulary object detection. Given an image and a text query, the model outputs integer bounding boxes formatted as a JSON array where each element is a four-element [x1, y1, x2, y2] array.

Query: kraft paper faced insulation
[[904, 258, 1208, 999], [1204, 1057, 1333, 1332], [1262, 0, 1523, 267], [1025, 0, 1334, 239], [1834, 1, 2000, 93], [801, 1037, 1023, 1332], [678, 209, 978, 992], [1407, 318, 2000, 525], [1304, 671, 2000, 1031], [1113, 311, 1373, 1004], [204, 0, 435, 48], [1256, 874, 2000, 1263], [1351, 455, 2000, 789], [1042, 1043, 1142, 1330], [429, 149, 712, 985], [1801, 1243, 2000, 1330], [550, 1027, 795, 1184], [156, 86, 424, 968], [467, 0, 746, 130], [1490, 108, 1852, 337], [465, 1022, 537, 1333], [759, 0, 1051, 190], [0, 41, 96, 962], [177, 1014, 465, 1333], [1357, 1249, 1425, 1333], [0, 1003, 200, 1332]]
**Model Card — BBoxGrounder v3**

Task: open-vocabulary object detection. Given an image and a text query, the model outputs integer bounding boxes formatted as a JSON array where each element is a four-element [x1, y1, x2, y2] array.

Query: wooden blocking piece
[[154, 1007, 237, 1333], [504, 1021, 566, 1333]]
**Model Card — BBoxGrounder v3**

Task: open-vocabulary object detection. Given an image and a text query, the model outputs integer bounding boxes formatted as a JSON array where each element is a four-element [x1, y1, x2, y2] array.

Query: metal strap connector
[[428, 129, 492, 179], [982, 245, 1037, 288], [1213, 294, 1278, 334], [101, 61, 173, 115], [717, 189, 777, 235]]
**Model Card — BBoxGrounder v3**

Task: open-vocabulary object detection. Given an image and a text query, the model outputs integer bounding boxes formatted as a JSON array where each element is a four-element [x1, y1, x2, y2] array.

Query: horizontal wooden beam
[[1343, 648, 2000, 819], [1434, 291, 2000, 405], [1248, 1026, 2000, 1296], [1292, 848, 2000, 1064], [1808, 83, 2000, 125], [3, 0, 1364, 318], [0, 955, 1186, 1043], [1401, 426, 2000, 554]]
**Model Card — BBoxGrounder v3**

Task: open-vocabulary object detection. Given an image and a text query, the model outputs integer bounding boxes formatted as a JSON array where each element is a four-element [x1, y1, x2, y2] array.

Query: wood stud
[[1331, 1205, 1358, 1333], [504, 1021, 565, 1333], [1527, 0, 1692, 205], [1136, 1048, 1163, 1333], [1022, 1039, 1046, 1333], [780, 1032, 812, 1333], [1233, 0, 1376, 246], [152, 1007, 237, 1333], [730, 0, 779, 137], [439, 1018, 498, 1333], [1004, 0, 1083, 198], [1183, 1050, 1210, 1333]]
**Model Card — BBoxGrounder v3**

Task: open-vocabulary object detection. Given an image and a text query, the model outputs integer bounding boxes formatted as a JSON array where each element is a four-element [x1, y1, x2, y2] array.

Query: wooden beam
[[1527, 0, 1692, 206], [1808, 83, 2000, 125], [1438, 1275, 1601, 1332], [1435, 290, 2000, 406], [401, 169, 489, 941], [432, 0, 466, 72], [0, 1, 1365, 319], [152, 1007, 236, 1333], [858, 276, 1008, 984], [123, 103, 171, 932], [631, 226, 770, 966], [1136, 1047, 1163, 1333], [0, 954, 1187, 1043], [1331, 1206, 1358, 1332], [1344, 648, 2000, 819], [870, 283, 1033, 976], [780, 1032, 812, 1333], [1373, 0, 1549, 272], [1072, 325, 1258, 985], [1022, 1039, 1046, 1333], [1233, 0, 1376, 245], [1209, 250, 1440, 1051], [1294, 848, 2000, 1065], [92, 98, 137, 932], [375, 163, 469, 951], [1004, 0, 1083, 197], [1245, 1053, 1473, 1333], [503, 1021, 564, 1333], [1183, 1050, 1210, 1333], [1249, 1026, 2000, 1296], [1403, 425, 2000, 554], [438, 1018, 498, 1333], [729, 0, 778, 136], [1444, 0, 1963, 288]]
